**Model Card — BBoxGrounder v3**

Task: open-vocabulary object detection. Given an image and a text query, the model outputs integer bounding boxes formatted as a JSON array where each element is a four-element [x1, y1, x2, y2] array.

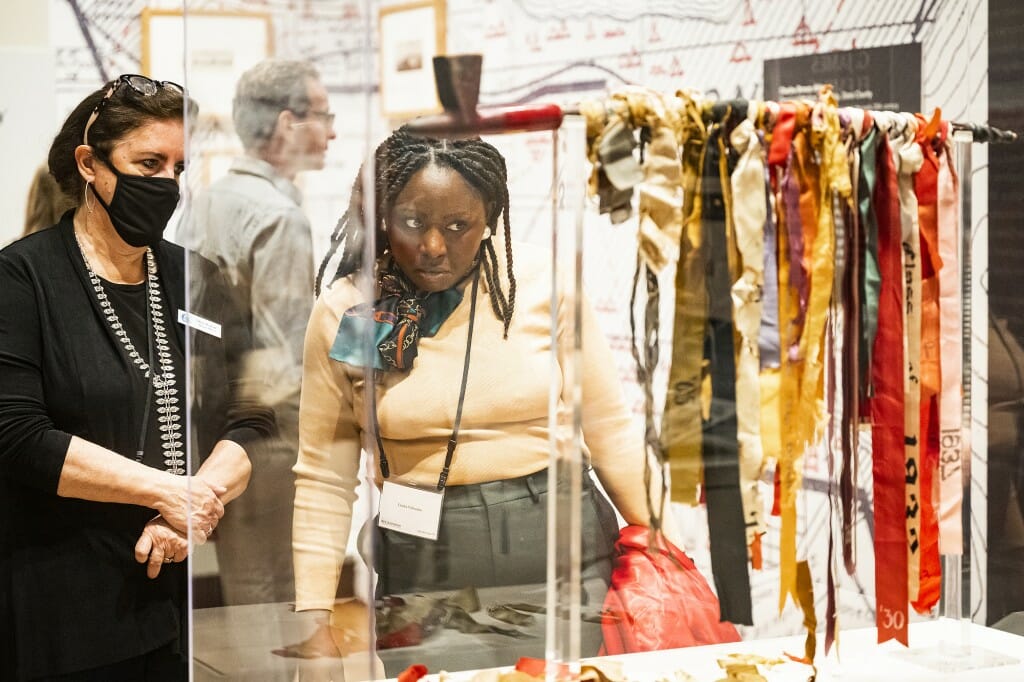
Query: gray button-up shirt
[[182, 156, 314, 425]]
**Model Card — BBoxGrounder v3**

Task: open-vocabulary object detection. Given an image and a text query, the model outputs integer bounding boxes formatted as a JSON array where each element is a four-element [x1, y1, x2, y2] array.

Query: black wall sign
[[764, 43, 921, 113]]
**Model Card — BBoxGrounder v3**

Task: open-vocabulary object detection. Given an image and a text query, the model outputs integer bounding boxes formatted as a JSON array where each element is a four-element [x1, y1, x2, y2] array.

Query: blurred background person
[[182, 59, 336, 605], [21, 164, 74, 239]]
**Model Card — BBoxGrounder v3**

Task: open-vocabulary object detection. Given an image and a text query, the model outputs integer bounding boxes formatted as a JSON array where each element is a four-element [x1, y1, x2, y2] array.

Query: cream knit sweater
[[292, 242, 669, 611]]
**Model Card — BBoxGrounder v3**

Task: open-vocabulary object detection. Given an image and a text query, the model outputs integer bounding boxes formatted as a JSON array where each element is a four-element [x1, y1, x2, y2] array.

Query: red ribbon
[[910, 112, 944, 614], [870, 132, 909, 645], [768, 102, 798, 174]]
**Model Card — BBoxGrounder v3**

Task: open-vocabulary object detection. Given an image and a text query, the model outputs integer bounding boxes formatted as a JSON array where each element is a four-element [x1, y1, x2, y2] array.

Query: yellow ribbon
[[662, 92, 709, 504], [778, 88, 850, 613]]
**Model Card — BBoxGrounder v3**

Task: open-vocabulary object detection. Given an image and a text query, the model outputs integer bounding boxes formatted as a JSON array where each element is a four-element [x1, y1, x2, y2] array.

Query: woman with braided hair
[[292, 128, 680, 667]]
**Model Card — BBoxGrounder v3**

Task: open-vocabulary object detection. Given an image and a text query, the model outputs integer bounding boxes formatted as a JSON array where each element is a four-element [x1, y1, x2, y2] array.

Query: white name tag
[[378, 480, 444, 540], [177, 309, 222, 338]]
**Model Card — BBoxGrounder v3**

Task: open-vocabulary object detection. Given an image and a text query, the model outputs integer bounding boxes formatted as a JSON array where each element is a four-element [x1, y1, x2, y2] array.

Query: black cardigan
[[0, 215, 274, 679]]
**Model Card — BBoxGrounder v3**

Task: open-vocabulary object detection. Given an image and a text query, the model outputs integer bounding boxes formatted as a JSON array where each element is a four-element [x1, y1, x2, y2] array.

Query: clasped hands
[[134, 475, 227, 578]]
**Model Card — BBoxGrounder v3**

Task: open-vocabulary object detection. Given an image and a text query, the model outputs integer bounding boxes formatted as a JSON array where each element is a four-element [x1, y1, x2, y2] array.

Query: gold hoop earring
[[84, 182, 93, 214]]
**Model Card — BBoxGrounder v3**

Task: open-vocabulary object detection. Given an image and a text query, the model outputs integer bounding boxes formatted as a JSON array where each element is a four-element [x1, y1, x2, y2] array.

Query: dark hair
[[317, 128, 517, 337], [47, 79, 195, 204], [232, 59, 319, 151]]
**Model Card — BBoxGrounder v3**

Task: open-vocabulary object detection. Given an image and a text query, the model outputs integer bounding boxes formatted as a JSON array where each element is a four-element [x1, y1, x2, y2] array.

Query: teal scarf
[[330, 262, 466, 371]]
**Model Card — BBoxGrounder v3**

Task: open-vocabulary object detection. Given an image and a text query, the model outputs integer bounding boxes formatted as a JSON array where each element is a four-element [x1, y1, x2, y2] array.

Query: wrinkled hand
[[134, 516, 188, 579], [154, 474, 226, 543]]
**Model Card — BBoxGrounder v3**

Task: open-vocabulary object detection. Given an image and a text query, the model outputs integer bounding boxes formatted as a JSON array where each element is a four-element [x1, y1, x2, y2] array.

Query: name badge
[[378, 480, 444, 540], [177, 309, 222, 338]]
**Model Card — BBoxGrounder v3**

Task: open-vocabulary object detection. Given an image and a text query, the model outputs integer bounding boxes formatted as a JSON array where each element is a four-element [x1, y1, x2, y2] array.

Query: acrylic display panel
[[5, 0, 1022, 680], [161, 0, 1023, 680], [180, 0, 595, 674], [181, 109, 591, 681], [179, 0, 379, 679]]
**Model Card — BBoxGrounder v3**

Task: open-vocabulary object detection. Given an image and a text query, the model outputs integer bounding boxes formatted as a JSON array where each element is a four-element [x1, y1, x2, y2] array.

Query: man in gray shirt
[[184, 59, 335, 605]]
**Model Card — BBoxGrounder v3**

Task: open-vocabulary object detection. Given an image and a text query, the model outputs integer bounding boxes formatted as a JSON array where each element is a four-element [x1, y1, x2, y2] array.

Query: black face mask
[[90, 155, 180, 248]]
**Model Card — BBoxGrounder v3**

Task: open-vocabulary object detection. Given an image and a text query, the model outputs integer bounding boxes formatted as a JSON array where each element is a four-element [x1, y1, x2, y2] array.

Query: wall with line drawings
[[444, 0, 992, 637], [40, 0, 994, 638]]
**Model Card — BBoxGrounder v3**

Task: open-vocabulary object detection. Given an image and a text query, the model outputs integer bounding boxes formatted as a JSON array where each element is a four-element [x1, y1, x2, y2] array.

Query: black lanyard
[[371, 267, 480, 491]]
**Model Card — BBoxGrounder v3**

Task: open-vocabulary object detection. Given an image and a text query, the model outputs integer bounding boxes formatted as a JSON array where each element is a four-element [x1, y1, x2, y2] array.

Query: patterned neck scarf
[[330, 260, 471, 371]]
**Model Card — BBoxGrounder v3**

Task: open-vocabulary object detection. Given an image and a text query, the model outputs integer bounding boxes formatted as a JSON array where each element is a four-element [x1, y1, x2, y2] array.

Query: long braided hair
[[316, 128, 517, 337]]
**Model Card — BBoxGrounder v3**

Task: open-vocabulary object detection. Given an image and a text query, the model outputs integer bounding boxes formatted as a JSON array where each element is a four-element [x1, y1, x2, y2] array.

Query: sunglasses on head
[[83, 74, 185, 146]]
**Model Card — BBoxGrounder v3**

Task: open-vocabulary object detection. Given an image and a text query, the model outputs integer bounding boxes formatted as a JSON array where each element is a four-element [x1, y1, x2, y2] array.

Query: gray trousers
[[364, 468, 620, 668], [213, 431, 296, 605]]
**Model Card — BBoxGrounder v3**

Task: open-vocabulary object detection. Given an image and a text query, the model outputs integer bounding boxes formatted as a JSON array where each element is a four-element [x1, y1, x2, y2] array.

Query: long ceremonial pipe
[[402, 103, 565, 137], [403, 54, 564, 137]]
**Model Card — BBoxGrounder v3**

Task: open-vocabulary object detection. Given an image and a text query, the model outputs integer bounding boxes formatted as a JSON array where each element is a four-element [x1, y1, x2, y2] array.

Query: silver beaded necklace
[[75, 232, 185, 475]]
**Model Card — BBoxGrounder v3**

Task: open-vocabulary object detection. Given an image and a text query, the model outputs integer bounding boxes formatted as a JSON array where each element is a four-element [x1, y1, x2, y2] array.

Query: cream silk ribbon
[[606, 88, 687, 274], [729, 109, 768, 547], [936, 138, 964, 554]]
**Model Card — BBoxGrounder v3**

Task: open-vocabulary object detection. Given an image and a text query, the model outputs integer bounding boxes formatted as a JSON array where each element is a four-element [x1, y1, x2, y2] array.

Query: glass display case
[[3, 1, 1023, 681], [173, 1, 600, 676]]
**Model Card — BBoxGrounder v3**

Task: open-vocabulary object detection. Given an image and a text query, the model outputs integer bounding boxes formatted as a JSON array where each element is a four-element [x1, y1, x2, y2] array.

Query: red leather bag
[[600, 525, 741, 653]]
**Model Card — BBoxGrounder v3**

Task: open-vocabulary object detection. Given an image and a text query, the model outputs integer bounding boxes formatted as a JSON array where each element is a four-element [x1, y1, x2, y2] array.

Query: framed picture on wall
[[378, 0, 446, 120], [141, 8, 274, 123]]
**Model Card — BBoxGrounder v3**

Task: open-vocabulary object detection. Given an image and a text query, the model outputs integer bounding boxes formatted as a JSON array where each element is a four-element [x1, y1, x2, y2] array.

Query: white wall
[[0, 0, 55, 245]]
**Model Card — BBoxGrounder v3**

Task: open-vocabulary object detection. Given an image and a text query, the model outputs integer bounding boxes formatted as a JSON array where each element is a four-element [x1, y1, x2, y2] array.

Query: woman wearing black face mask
[[0, 77, 274, 680]]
